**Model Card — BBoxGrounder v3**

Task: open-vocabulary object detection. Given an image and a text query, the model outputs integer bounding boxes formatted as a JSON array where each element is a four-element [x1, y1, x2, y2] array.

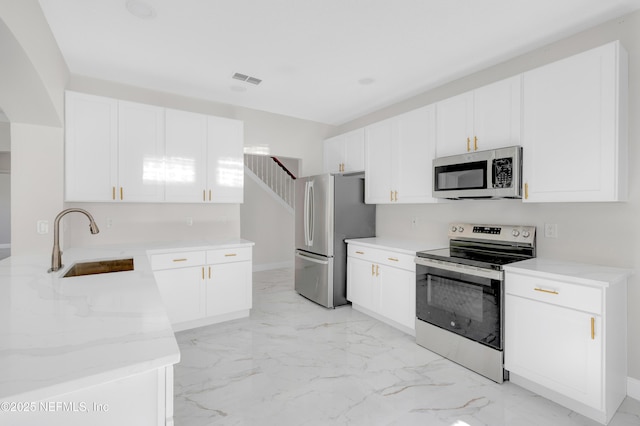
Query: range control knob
[[451, 226, 457, 232], [458, 226, 464, 232], [522, 231, 531, 238], [512, 229, 520, 237]]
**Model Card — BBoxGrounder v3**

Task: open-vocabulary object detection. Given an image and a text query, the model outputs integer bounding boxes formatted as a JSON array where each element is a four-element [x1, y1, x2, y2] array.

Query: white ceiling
[[38, 0, 640, 126]]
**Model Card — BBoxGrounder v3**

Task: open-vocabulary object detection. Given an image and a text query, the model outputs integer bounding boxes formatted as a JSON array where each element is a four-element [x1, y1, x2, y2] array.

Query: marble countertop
[[344, 237, 447, 255], [0, 239, 253, 402], [504, 257, 633, 287]]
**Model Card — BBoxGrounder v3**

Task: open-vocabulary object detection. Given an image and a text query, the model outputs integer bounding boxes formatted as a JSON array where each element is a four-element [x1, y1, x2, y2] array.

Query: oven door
[[416, 259, 503, 350]]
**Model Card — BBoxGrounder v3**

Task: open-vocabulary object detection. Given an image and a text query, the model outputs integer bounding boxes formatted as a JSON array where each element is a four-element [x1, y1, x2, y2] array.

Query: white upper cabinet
[[436, 75, 521, 157], [164, 109, 208, 203], [323, 128, 365, 173], [65, 92, 118, 202], [365, 105, 437, 204], [206, 116, 244, 203], [65, 91, 244, 203], [522, 41, 628, 202], [117, 101, 165, 202]]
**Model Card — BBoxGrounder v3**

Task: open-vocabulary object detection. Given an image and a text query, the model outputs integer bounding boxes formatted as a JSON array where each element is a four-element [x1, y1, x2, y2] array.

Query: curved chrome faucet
[[49, 208, 100, 273]]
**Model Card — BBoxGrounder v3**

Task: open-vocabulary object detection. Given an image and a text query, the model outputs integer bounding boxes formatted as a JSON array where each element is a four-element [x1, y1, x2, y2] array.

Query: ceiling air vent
[[232, 72, 262, 85]]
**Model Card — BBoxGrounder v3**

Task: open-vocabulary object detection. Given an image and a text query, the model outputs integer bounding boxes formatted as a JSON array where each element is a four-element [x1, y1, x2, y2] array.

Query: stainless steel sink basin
[[62, 258, 134, 278]]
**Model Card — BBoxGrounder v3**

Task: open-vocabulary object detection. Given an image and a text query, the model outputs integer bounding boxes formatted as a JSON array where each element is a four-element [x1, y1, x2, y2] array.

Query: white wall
[[334, 11, 640, 380], [241, 171, 294, 270]]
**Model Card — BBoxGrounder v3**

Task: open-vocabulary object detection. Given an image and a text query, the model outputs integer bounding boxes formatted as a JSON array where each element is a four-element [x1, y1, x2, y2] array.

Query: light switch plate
[[544, 223, 558, 238], [37, 220, 49, 234]]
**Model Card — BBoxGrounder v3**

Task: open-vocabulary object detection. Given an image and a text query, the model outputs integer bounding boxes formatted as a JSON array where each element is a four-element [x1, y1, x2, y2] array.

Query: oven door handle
[[414, 256, 503, 281]]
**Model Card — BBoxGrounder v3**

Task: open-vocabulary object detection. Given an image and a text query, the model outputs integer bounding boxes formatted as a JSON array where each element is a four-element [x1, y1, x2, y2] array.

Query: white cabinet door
[[364, 119, 394, 204], [154, 267, 205, 324], [394, 105, 437, 203], [206, 116, 244, 203], [65, 92, 118, 201], [505, 294, 602, 408], [379, 265, 415, 330], [366, 106, 437, 204], [522, 41, 627, 202], [323, 136, 344, 173], [473, 75, 521, 151], [347, 256, 378, 311], [436, 91, 473, 157], [207, 261, 252, 316], [436, 76, 521, 157], [343, 128, 365, 172], [164, 109, 207, 202], [323, 128, 365, 173], [117, 101, 165, 202]]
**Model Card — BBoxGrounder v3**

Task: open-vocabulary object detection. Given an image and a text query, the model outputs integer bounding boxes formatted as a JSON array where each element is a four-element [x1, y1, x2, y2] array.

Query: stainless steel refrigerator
[[295, 172, 375, 308]]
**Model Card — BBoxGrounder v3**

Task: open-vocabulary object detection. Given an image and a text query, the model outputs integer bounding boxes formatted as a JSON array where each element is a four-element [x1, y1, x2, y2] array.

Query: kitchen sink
[[62, 258, 134, 278]]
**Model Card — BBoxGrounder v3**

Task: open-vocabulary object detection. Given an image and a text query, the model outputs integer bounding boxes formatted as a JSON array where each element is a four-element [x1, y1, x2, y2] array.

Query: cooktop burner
[[416, 223, 536, 270]]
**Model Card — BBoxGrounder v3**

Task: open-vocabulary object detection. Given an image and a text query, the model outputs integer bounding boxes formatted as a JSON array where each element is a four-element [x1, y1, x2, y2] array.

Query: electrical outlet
[[544, 223, 558, 238], [106, 217, 113, 229], [37, 220, 49, 235]]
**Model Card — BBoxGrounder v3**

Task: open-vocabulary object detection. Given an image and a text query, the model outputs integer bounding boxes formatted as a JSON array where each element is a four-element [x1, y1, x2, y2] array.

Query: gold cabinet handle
[[394, 190, 398, 202], [355, 251, 364, 255], [467, 137, 471, 152], [390, 190, 393, 202], [208, 266, 211, 279], [375, 264, 379, 277], [534, 287, 559, 295], [224, 253, 237, 257], [209, 189, 212, 201], [120, 187, 123, 201], [591, 317, 595, 340], [203, 189, 206, 202], [371, 264, 375, 276], [474, 136, 478, 151], [202, 266, 205, 280], [112, 187, 116, 200], [172, 258, 188, 262], [524, 183, 529, 200], [388, 257, 399, 262]]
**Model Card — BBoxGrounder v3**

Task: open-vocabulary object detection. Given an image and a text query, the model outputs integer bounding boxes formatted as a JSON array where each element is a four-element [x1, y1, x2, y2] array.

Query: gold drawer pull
[[375, 265, 379, 276], [371, 264, 375, 276], [120, 187, 124, 200], [524, 183, 529, 200], [591, 317, 595, 340], [112, 186, 116, 200], [388, 257, 399, 262], [225, 253, 237, 257], [173, 258, 188, 262], [466, 137, 471, 152], [355, 251, 365, 255], [534, 287, 558, 295]]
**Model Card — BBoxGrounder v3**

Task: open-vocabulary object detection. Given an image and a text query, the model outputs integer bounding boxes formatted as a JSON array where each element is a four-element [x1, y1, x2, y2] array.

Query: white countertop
[[344, 237, 446, 255], [504, 258, 633, 287], [0, 239, 253, 402]]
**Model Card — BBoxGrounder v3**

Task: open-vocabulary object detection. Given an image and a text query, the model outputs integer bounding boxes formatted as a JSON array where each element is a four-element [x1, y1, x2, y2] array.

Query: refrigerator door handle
[[295, 251, 329, 265], [303, 181, 310, 246], [308, 182, 314, 246]]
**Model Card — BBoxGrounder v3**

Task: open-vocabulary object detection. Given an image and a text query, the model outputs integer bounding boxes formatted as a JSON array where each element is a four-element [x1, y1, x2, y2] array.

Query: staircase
[[244, 154, 296, 211]]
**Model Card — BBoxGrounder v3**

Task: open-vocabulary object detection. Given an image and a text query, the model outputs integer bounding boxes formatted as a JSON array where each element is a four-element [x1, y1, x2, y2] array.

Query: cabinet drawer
[[348, 244, 415, 271], [150, 251, 206, 271], [207, 247, 252, 264], [505, 272, 602, 314]]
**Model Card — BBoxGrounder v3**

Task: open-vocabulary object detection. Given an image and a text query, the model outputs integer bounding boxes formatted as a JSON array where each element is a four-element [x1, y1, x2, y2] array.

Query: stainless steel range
[[414, 223, 536, 383]]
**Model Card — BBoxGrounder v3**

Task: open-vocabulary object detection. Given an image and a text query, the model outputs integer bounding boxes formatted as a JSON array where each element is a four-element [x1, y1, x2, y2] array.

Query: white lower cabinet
[[347, 243, 416, 334], [5, 367, 174, 426], [150, 244, 253, 331], [504, 259, 629, 425]]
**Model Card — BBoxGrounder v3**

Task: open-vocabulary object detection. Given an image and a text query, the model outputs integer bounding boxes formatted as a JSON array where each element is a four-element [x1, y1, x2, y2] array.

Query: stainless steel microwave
[[432, 146, 522, 199]]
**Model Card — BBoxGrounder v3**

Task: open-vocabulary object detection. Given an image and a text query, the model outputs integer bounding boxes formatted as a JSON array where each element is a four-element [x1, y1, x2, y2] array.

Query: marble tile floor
[[174, 268, 640, 426]]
